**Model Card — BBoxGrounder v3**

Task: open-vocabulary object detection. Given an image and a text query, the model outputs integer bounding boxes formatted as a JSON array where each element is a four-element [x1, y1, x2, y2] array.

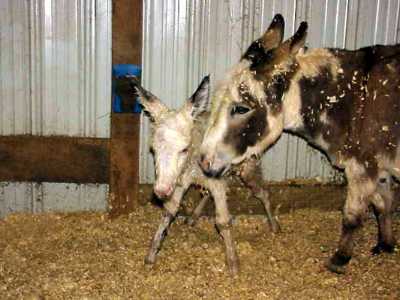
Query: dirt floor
[[0, 204, 399, 299]]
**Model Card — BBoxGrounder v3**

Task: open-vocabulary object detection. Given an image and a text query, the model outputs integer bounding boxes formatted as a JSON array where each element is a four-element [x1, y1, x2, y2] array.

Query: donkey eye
[[275, 76, 285, 85], [181, 147, 189, 154], [231, 105, 250, 116]]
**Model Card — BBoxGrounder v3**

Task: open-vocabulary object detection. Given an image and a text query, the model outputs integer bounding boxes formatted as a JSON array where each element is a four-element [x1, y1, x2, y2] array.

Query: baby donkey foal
[[132, 76, 279, 275]]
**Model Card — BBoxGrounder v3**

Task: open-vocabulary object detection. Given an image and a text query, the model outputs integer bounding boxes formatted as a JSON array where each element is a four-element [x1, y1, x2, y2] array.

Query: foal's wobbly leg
[[371, 172, 396, 255], [327, 165, 376, 274], [208, 180, 239, 276], [240, 159, 280, 233], [145, 187, 185, 265], [186, 194, 211, 226]]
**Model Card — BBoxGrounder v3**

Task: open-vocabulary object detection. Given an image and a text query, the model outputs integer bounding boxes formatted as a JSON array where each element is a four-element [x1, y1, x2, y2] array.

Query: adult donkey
[[199, 14, 399, 273]]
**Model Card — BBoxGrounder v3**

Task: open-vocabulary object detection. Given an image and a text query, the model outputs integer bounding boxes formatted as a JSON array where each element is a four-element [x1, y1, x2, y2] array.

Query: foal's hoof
[[371, 242, 395, 255], [226, 256, 240, 277], [270, 220, 281, 233], [144, 255, 156, 266], [227, 262, 240, 277]]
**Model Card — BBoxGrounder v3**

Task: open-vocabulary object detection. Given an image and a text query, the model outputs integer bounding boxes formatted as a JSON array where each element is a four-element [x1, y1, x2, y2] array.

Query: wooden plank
[[138, 184, 348, 216], [0, 136, 109, 183], [138, 183, 400, 216]]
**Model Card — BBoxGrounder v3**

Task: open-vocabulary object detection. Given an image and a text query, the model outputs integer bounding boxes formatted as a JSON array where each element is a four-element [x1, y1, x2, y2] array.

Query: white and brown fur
[[131, 76, 280, 276], [200, 14, 400, 273]]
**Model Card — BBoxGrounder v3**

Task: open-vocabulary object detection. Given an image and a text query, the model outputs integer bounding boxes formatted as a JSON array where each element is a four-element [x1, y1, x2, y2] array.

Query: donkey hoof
[[325, 259, 347, 274], [325, 252, 351, 274], [371, 242, 395, 255]]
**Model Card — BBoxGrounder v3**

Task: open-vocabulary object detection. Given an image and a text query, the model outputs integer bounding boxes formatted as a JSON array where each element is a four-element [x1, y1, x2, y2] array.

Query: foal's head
[[134, 77, 210, 198]]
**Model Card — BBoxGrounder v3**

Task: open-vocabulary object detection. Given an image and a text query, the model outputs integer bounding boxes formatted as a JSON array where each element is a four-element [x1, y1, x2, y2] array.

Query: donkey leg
[[209, 181, 239, 276], [326, 170, 376, 274], [186, 194, 211, 226], [145, 187, 185, 265], [240, 160, 280, 233], [371, 173, 396, 255]]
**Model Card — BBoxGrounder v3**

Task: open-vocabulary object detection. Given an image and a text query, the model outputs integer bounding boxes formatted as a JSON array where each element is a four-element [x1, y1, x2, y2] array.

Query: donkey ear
[[279, 21, 308, 56], [242, 14, 284, 64], [128, 76, 168, 122], [260, 14, 285, 49], [185, 75, 210, 118], [289, 22, 308, 54]]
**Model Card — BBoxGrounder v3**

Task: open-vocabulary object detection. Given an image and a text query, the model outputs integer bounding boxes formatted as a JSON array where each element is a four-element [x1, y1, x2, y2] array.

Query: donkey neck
[[281, 47, 364, 154], [282, 48, 341, 129]]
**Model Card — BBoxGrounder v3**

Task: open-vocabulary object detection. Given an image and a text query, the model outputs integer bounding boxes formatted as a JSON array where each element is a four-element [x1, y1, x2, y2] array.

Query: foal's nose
[[154, 184, 173, 199]]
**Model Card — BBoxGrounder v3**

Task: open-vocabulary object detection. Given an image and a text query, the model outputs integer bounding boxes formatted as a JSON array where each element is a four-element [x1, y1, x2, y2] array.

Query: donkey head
[[199, 16, 308, 177], [134, 76, 210, 198]]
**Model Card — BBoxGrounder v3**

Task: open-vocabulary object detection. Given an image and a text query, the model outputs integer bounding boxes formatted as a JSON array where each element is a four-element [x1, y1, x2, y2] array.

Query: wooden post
[[109, 0, 143, 217], [109, 114, 140, 216]]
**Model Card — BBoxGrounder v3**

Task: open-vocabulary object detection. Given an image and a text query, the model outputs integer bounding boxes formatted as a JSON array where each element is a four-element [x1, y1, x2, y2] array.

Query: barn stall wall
[[0, 0, 111, 217], [140, 0, 400, 183]]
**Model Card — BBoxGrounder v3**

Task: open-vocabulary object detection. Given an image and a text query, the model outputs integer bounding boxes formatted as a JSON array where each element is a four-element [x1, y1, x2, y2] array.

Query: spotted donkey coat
[[131, 76, 280, 276], [199, 14, 400, 273]]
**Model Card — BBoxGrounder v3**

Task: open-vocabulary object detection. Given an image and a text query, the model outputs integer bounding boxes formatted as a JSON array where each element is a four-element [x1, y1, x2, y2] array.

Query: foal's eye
[[180, 147, 189, 154], [231, 105, 250, 116]]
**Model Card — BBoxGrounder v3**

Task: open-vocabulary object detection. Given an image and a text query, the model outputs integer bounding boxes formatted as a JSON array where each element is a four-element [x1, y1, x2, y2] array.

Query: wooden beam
[[0, 136, 109, 183], [112, 0, 142, 65], [109, 114, 141, 217], [109, 0, 143, 217]]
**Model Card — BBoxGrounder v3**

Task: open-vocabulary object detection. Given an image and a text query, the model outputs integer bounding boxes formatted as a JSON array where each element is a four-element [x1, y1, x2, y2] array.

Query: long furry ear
[[242, 14, 285, 65], [127, 76, 168, 122], [184, 75, 210, 118], [289, 22, 308, 54], [260, 14, 285, 49], [280, 22, 308, 55]]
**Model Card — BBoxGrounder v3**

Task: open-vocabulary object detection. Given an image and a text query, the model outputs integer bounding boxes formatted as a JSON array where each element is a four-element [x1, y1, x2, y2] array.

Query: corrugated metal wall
[[141, 0, 400, 183], [0, 0, 111, 217]]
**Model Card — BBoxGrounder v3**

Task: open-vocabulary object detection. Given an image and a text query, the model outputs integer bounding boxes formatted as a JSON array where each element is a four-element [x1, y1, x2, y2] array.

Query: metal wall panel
[[0, 0, 111, 217], [0, 0, 112, 137], [0, 182, 108, 218], [141, 0, 400, 183]]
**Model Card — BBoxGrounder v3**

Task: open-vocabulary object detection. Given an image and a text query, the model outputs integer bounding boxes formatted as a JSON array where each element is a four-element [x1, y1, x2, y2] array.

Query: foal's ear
[[184, 75, 210, 118], [128, 76, 168, 122]]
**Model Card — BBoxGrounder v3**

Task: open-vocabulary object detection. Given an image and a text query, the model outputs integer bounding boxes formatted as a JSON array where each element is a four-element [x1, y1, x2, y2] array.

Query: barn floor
[[0, 204, 399, 299]]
